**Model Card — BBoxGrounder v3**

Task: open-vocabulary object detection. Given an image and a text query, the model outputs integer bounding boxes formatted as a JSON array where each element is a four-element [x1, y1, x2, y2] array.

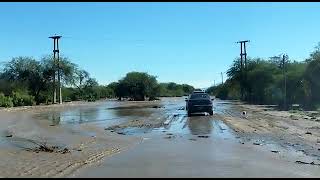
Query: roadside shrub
[[83, 93, 97, 102], [0, 93, 13, 107], [11, 91, 35, 106]]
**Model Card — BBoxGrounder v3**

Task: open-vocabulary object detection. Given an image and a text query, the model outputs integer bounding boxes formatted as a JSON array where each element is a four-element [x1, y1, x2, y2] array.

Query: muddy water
[[67, 98, 320, 178], [28, 98, 320, 177], [99, 97, 237, 140], [32, 100, 157, 127], [31, 97, 234, 140], [151, 114, 235, 140]]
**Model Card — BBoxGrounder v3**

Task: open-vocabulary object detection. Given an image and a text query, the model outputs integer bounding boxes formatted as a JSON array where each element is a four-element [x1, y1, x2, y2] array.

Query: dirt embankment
[[214, 100, 320, 161]]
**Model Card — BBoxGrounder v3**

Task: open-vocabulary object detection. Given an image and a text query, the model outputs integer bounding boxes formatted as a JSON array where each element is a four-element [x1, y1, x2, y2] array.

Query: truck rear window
[[190, 94, 210, 99]]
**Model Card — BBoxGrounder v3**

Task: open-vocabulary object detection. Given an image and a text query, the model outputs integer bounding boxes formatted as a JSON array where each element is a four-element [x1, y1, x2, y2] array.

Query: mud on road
[[213, 100, 320, 164], [105, 97, 320, 167], [1, 97, 320, 177], [71, 97, 320, 178]]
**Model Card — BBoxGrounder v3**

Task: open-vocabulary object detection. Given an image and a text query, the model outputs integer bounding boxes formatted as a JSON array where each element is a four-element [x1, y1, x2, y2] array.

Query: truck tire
[[187, 111, 192, 117], [209, 110, 213, 115]]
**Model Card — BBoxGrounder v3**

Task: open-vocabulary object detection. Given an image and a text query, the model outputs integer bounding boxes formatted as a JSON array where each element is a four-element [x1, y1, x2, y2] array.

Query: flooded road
[[32, 101, 153, 126], [23, 97, 320, 178], [32, 97, 235, 141], [0, 97, 318, 177], [8, 97, 320, 177], [30, 97, 312, 178]]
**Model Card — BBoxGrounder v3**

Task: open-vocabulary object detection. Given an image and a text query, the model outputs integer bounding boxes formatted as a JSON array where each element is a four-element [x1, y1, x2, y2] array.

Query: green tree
[[119, 72, 159, 101], [113, 81, 128, 100], [82, 78, 99, 101], [1, 56, 81, 105], [304, 46, 320, 109], [2, 57, 44, 104], [181, 84, 195, 95]]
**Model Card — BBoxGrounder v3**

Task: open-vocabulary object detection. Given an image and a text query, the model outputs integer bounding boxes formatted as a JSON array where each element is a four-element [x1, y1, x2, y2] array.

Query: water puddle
[[152, 115, 236, 139], [118, 101, 237, 140], [31, 97, 236, 140], [32, 101, 157, 128]]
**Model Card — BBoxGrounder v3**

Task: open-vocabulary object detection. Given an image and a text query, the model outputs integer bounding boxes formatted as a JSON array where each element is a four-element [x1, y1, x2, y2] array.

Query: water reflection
[[112, 108, 153, 118], [51, 113, 61, 125], [187, 116, 213, 135], [34, 105, 116, 125], [34, 102, 156, 126], [55, 107, 101, 124]]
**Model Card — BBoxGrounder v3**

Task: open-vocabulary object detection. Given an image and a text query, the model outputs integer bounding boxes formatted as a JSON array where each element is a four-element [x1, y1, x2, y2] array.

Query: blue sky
[[0, 2, 320, 88]]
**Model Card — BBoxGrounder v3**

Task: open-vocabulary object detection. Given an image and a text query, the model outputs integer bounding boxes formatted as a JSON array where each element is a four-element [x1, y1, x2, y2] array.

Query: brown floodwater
[[69, 98, 320, 178], [22, 97, 320, 178], [32, 100, 157, 127], [26, 98, 264, 141]]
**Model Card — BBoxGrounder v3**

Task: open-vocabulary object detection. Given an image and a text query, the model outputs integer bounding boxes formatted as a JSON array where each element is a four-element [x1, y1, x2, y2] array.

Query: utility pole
[[282, 54, 288, 110], [236, 40, 250, 69], [270, 54, 288, 110], [221, 72, 223, 85], [236, 40, 250, 100], [214, 80, 216, 87], [244, 42, 247, 69], [49, 35, 62, 104]]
